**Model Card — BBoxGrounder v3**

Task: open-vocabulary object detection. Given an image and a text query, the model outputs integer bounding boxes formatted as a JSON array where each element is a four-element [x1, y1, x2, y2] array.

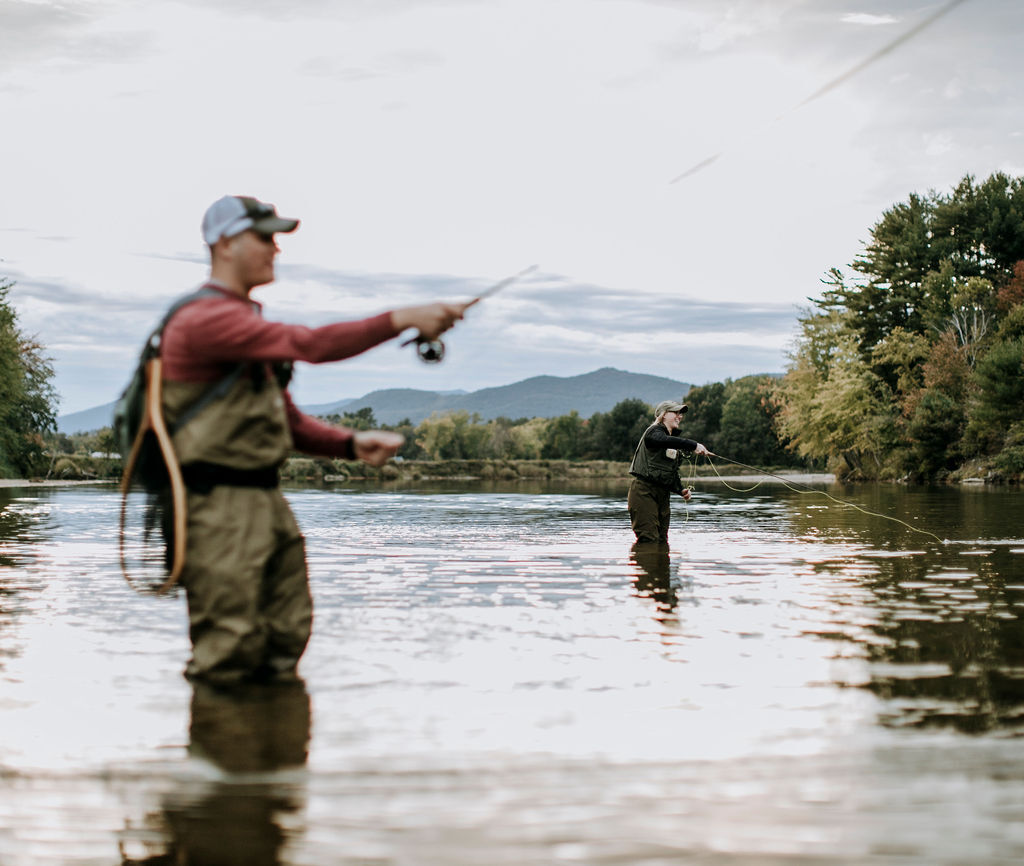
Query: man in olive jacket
[[627, 400, 710, 543]]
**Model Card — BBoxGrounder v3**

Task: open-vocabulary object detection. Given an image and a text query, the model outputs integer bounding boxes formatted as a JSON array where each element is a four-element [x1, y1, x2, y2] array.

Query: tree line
[[772, 171, 1024, 481], [320, 378, 807, 468], [58, 377, 802, 474]]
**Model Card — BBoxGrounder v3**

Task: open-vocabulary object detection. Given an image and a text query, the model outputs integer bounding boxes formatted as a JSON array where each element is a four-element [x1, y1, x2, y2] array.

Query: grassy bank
[[39, 456, 806, 484], [282, 458, 633, 483], [35, 455, 639, 483], [279, 457, 825, 484], [41, 454, 1015, 486]]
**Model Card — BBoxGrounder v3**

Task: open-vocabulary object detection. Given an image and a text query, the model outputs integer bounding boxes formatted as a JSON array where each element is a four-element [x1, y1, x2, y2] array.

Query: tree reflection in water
[[850, 546, 1024, 734], [120, 679, 310, 865]]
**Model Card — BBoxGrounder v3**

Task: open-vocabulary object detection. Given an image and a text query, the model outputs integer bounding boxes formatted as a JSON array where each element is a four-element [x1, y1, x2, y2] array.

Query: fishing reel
[[401, 334, 446, 363], [413, 336, 445, 364]]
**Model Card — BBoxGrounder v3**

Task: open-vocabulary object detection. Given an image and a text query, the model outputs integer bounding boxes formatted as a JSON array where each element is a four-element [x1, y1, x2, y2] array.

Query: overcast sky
[[2, 0, 1021, 415]]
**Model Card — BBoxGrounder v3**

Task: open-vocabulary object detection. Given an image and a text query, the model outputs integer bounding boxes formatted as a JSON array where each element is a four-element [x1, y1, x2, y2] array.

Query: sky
[[1, 0, 1022, 416]]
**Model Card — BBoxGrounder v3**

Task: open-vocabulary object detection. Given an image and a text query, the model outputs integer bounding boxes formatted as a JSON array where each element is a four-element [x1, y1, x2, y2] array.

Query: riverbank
[[19, 453, 1019, 486], [281, 457, 835, 485], [21, 456, 824, 484], [0, 478, 116, 487], [0, 457, 844, 487]]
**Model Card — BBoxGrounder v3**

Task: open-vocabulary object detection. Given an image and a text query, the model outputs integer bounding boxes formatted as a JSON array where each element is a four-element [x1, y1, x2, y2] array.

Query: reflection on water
[[120, 681, 310, 865], [1, 479, 1024, 864], [817, 545, 1024, 734], [630, 540, 679, 612], [780, 484, 1024, 734]]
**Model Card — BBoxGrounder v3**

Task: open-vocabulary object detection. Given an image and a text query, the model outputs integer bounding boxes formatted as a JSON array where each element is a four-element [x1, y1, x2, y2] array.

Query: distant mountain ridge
[[56, 367, 691, 432], [57, 401, 118, 435], [296, 368, 691, 425]]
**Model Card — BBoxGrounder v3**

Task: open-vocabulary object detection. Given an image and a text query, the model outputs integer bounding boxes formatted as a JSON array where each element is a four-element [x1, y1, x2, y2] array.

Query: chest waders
[[118, 288, 246, 592]]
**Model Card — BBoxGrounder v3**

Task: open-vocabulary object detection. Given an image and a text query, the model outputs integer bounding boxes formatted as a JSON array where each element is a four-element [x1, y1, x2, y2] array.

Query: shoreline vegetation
[[11, 455, 838, 486], [19, 454, 1008, 489]]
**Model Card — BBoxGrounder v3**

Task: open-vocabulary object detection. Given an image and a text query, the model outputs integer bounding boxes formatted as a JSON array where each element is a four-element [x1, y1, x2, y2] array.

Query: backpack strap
[[151, 285, 248, 434], [119, 286, 249, 593]]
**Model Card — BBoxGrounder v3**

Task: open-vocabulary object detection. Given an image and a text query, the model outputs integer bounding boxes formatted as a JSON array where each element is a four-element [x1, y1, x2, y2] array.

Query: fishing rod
[[669, 0, 970, 184], [401, 264, 538, 363], [682, 451, 948, 545]]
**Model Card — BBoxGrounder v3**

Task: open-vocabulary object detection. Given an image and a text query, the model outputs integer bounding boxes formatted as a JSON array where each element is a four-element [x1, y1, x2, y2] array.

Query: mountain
[[324, 367, 690, 425], [57, 401, 118, 434], [56, 368, 690, 432], [301, 389, 468, 417]]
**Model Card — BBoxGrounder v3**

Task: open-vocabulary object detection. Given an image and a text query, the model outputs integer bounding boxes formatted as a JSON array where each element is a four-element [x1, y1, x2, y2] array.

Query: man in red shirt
[[159, 194, 467, 684]]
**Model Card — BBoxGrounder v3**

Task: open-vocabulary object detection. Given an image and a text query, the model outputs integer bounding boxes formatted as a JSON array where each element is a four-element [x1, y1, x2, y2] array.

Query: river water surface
[[2, 479, 1024, 864]]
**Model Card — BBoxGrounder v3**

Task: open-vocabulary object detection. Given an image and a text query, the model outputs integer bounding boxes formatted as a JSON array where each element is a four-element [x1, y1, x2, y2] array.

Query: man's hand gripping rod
[[402, 264, 538, 363]]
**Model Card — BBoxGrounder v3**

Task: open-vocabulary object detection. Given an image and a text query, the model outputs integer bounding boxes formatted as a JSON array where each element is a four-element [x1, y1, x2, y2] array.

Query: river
[[1, 479, 1023, 864]]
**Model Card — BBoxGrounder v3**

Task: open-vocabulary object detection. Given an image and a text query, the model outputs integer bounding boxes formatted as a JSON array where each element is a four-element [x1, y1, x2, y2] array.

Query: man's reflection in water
[[120, 679, 310, 866], [630, 541, 678, 613]]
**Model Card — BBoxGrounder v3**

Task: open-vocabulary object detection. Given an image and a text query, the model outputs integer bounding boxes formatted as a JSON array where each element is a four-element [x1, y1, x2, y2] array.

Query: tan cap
[[654, 400, 687, 416]]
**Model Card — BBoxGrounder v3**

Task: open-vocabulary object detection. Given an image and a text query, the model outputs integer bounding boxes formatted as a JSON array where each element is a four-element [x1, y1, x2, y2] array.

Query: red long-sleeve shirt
[[161, 283, 399, 458]]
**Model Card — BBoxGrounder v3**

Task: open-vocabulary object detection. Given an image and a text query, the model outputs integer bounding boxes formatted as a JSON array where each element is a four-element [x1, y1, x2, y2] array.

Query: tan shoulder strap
[[118, 358, 188, 592]]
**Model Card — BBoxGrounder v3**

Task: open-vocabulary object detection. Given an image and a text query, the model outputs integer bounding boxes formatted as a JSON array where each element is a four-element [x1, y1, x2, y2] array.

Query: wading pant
[[627, 476, 672, 543], [181, 485, 311, 684]]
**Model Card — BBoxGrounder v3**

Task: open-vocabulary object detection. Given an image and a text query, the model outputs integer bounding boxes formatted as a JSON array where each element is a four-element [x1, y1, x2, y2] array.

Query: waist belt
[[630, 471, 679, 493], [182, 461, 279, 494]]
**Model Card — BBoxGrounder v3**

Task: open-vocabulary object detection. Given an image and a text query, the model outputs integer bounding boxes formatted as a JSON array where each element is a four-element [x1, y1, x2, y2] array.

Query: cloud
[[297, 48, 444, 81], [923, 132, 954, 157], [0, 0, 155, 71], [161, 0, 482, 24], [262, 264, 800, 341], [841, 13, 899, 27]]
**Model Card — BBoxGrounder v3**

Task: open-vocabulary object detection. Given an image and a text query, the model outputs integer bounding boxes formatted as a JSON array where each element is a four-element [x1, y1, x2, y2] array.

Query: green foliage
[[324, 406, 377, 430], [415, 411, 490, 460], [507, 417, 547, 459], [774, 170, 1024, 480], [684, 376, 800, 467], [965, 338, 1024, 454], [899, 332, 970, 477], [906, 389, 964, 478], [680, 382, 725, 444], [993, 422, 1024, 476], [994, 302, 1024, 342], [0, 279, 58, 477], [775, 334, 898, 476], [870, 327, 930, 398], [583, 398, 651, 462], [714, 377, 793, 467], [43, 427, 114, 458], [542, 410, 584, 459], [390, 418, 425, 460]]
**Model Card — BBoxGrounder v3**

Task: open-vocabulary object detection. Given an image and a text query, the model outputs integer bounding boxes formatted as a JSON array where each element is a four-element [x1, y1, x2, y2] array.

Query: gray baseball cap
[[201, 195, 299, 244]]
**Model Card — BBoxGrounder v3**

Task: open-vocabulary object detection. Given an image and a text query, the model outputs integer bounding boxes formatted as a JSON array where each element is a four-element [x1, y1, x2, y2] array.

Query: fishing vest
[[163, 369, 293, 471], [629, 423, 683, 491]]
